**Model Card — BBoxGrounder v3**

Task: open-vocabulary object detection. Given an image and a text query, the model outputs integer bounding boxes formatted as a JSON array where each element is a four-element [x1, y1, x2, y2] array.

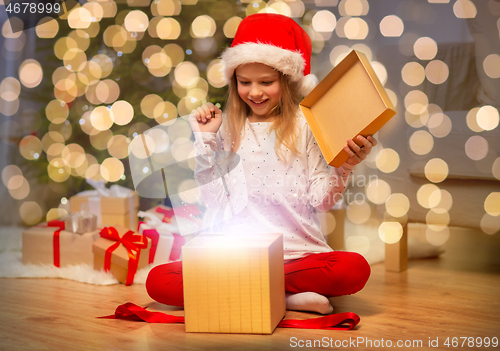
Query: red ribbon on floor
[[99, 227, 148, 286], [98, 302, 360, 330], [46, 220, 65, 268]]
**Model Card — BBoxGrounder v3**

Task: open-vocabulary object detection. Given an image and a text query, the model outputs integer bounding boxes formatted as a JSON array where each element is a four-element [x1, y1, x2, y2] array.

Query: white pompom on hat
[[221, 13, 318, 96]]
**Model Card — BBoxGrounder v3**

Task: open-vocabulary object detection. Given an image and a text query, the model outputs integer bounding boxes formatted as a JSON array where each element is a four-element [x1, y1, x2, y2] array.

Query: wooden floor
[[1, 227, 499, 351]]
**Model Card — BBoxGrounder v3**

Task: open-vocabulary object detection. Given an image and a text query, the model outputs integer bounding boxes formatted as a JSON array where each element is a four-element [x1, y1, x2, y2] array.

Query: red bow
[[99, 302, 360, 330], [46, 220, 65, 268], [138, 221, 159, 264], [99, 227, 148, 286]]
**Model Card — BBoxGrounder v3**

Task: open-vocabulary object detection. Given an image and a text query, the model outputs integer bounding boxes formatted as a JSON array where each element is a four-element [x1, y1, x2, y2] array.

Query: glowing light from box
[[345, 235, 370, 255], [401, 62, 425, 86], [484, 192, 500, 217], [426, 226, 449, 246], [425, 60, 449, 85], [426, 208, 450, 231], [476, 106, 499, 131], [483, 54, 500, 79], [413, 37, 437, 60], [417, 183, 441, 209], [493, 158, 500, 181], [375, 148, 400, 173], [405, 90, 428, 115], [101, 157, 124, 182], [409, 130, 434, 155], [480, 213, 500, 235], [365, 179, 391, 205], [378, 222, 403, 244], [379, 15, 404, 37], [157, 18, 181, 40], [174, 62, 200, 88], [19, 59, 43, 88], [19, 201, 43, 225], [424, 158, 448, 183], [0, 77, 21, 101], [385, 193, 410, 218], [344, 18, 368, 40], [453, 0, 476, 18], [312, 10, 337, 32], [19, 136, 42, 161], [428, 112, 452, 138], [68, 8, 92, 29], [465, 135, 488, 161], [124, 10, 149, 32]]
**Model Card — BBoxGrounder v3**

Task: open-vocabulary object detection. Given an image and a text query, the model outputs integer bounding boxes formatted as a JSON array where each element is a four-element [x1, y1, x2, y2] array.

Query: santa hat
[[221, 13, 318, 96]]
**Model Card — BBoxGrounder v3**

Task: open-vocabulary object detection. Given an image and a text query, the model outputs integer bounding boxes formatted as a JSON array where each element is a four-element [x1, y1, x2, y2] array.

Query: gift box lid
[[299, 50, 396, 168], [92, 225, 150, 269]]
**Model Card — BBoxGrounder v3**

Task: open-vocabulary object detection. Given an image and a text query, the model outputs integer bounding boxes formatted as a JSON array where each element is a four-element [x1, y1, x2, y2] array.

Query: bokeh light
[[417, 183, 441, 209], [191, 15, 216, 38], [483, 54, 500, 79], [476, 106, 499, 131], [124, 10, 149, 32], [312, 10, 337, 32], [19, 201, 43, 225], [426, 226, 450, 246], [375, 148, 400, 173], [409, 130, 434, 155], [401, 62, 425, 86], [346, 201, 371, 224], [223, 16, 242, 38], [378, 222, 403, 244], [379, 15, 404, 37], [365, 179, 391, 205], [428, 112, 452, 138], [0, 77, 21, 101], [385, 193, 410, 218], [453, 0, 477, 18], [424, 158, 448, 183], [19, 59, 43, 88], [465, 135, 488, 161], [101, 157, 125, 182], [480, 213, 500, 235], [425, 60, 449, 85], [484, 192, 500, 217], [413, 37, 437, 60]]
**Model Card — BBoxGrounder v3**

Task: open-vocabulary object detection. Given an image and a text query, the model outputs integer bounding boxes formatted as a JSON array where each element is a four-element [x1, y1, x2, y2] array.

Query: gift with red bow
[[92, 225, 150, 285], [22, 220, 100, 267]]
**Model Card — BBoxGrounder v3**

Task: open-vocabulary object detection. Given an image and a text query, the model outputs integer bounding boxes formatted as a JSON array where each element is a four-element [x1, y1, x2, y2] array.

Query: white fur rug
[[0, 223, 443, 286], [0, 226, 153, 285]]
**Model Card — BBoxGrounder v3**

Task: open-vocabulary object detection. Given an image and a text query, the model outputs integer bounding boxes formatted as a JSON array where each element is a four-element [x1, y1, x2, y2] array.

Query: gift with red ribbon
[[22, 220, 99, 267], [92, 225, 150, 285]]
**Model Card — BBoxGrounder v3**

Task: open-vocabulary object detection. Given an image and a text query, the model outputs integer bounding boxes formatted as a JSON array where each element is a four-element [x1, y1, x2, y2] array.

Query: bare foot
[[285, 292, 334, 314]]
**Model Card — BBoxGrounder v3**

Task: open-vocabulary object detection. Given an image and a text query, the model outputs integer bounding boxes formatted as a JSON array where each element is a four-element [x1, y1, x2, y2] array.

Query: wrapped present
[[70, 179, 139, 230], [93, 225, 150, 285], [22, 220, 99, 267], [137, 211, 186, 264], [64, 203, 97, 234], [182, 233, 285, 334]]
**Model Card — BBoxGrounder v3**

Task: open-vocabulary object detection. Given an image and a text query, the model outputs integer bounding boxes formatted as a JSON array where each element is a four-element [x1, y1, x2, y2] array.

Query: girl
[[147, 13, 376, 315]]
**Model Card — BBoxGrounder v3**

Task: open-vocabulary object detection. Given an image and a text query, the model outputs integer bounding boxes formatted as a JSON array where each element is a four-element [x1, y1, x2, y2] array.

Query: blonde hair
[[223, 70, 302, 164]]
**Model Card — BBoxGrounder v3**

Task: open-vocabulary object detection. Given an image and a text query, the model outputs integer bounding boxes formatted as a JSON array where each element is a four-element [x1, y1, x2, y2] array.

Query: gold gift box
[[22, 225, 99, 267], [182, 233, 285, 334], [70, 191, 139, 230], [300, 50, 396, 168], [92, 225, 151, 284]]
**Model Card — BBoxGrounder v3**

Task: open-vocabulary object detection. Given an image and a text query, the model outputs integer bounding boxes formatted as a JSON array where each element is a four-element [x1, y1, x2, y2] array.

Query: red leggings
[[146, 251, 370, 307]]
